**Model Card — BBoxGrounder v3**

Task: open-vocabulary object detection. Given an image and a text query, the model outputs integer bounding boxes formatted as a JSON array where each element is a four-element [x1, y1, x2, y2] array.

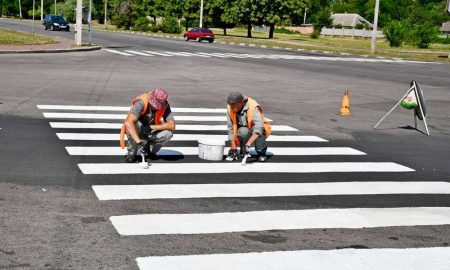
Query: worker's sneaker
[[125, 154, 136, 163], [257, 154, 268, 162]]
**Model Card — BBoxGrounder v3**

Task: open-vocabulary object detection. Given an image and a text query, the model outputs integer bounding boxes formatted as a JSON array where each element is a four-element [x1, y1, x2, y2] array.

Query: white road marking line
[[66, 146, 364, 156], [44, 113, 227, 121], [103, 49, 133, 56], [142, 51, 174, 56], [57, 133, 327, 142], [161, 51, 193, 56], [38, 105, 226, 113], [124, 50, 154, 56], [193, 52, 213, 57], [49, 122, 298, 131], [92, 181, 450, 200], [136, 247, 450, 270], [110, 207, 446, 235], [78, 162, 413, 175]]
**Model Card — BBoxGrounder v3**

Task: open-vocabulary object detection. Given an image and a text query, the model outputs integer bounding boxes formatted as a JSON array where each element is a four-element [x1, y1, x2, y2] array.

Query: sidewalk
[[0, 35, 100, 54]]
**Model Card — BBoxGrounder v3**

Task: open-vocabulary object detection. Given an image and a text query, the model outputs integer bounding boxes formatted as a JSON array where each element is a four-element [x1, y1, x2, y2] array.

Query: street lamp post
[[32, 0, 35, 35], [75, 0, 82, 45], [40, 0, 43, 21], [18, 0, 22, 18], [303, 8, 308, 25], [370, 0, 380, 54], [88, 0, 92, 45], [199, 0, 203, 28]]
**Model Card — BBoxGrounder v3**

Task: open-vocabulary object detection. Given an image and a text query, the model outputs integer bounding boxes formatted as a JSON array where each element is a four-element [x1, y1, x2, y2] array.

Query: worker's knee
[[237, 127, 250, 137], [151, 130, 173, 143]]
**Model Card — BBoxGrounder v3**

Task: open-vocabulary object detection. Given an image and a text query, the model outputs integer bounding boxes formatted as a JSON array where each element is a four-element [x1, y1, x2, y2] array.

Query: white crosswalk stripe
[[49, 122, 298, 131], [37, 104, 440, 270], [78, 162, 413, 175], [92, 182, 450, 200], [56, 133, 327, 142], [66, 146, 364, 156], [103, 49, 435, 64], [109, 207, 449, 235], [136, 247, 450, 270]]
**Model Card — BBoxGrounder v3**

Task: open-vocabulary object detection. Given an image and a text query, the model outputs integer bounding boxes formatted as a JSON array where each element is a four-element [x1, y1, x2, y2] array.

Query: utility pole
[[32, 0, 35, 35], [104, 0, 107, 29], [303, 8, 307, 25], [18, 0, 22, 18], [40, 0, 43, 21], [199, 0, 203, 28], [75, 0, 82, 45], [88, 0, 92, 45], [370, 0, 380, 54], [55, 0, 56, 14]]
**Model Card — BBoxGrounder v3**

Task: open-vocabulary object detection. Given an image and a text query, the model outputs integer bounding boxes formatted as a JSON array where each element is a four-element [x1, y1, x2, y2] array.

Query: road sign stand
[[374, 81, 430, 135]]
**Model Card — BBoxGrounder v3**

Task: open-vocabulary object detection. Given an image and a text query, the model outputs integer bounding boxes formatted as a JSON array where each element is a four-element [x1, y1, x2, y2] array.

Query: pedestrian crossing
[[102, 49, 432, 64], [37, 104, 450, 269]]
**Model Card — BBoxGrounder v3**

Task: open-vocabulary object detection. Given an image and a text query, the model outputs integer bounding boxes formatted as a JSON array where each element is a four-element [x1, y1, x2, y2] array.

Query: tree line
[[1, 0, 449, 42]]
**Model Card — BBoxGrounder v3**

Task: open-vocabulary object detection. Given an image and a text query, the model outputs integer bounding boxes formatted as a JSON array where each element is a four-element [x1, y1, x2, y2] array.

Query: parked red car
[[184, 27, 215, 43]]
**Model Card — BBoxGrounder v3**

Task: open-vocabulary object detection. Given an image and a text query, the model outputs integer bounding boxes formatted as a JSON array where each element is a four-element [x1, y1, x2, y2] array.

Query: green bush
[[410, 22, 439, 48], [133, 17, 149, 32], [310, 29, 320, 39], [383, 20, 408, 47], [113, 13, 133, 30], [334, 24, 343, 29], [160, 17, 181, 34], [435, 37, 450, 44], [274, 27, 296, 34], [355, 23, 364, 30], [150, 24, 161, 32]]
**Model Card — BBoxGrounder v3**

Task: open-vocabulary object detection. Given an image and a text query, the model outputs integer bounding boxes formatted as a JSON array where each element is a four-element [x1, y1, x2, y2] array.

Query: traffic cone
[[339, 90, 351, 116]]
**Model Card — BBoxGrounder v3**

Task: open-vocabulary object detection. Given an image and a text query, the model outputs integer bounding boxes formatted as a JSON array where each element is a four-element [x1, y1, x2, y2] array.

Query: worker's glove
[[242, 145, 251, 155], [225, 149, 238, 161], [137, 140, 148, 155]]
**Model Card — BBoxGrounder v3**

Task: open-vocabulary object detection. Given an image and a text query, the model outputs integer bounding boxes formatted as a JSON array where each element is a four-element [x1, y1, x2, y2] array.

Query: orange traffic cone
[[339, 90, 351, 116]]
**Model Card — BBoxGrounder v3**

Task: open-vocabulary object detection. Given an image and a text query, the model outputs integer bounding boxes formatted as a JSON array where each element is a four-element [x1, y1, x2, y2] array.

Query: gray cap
[[227, 91, 244, 104]]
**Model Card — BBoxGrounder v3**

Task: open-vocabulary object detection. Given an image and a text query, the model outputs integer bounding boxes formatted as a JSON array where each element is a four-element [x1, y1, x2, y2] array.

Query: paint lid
[[198, 138, 225, 146]]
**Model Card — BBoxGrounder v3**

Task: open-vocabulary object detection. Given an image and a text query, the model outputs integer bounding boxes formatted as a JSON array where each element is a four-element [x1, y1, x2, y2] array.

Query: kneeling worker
[[120, 88, 176, 162], [225, 92, 271, 162]]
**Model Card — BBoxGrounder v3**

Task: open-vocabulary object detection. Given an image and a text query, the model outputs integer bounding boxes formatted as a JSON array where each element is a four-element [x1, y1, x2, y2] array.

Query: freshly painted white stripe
[[38, 105, 130, 111], [78, 162, 413, 175], [124, 50, 154, 56], [92, 181, 450, 200], [136, 247, 450, 270], [193, 52, 212, 57], [44, 112, 125, 119], [66, 146, 364, 156], [103, 49, 133, 56], [49, 122, 298, 131], [143, 51, 173, 56], [57, 133, 327, 142], [44, 113, 226, 121], [110, 207, 448, 235], [38, 105, 227, 113], [162, 51, 194, 56]]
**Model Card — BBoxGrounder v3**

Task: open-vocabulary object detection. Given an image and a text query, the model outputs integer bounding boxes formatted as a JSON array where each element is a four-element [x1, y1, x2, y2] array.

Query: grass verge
[[0, 28, 58, 45]]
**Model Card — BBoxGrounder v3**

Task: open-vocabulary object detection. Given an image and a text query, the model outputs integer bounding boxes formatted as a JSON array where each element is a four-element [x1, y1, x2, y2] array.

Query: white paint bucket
[[198, 138, 225, 161]]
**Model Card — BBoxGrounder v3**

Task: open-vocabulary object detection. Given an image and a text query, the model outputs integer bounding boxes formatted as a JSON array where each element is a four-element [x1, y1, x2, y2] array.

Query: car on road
[[184, 28, 214, 43], [43, 15, 70, 31]]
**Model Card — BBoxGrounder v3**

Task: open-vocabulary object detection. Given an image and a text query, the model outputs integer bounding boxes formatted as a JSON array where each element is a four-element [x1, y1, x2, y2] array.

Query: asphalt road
[[1, 19, 450, 269]]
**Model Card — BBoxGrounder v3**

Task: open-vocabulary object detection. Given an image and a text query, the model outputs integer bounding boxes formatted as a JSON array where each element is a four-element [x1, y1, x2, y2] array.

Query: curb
[[0, 45, 101, 54]]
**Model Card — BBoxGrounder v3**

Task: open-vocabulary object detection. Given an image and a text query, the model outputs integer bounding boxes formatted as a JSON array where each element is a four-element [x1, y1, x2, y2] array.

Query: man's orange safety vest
[[227, 97, 272, 146], [119, 92, 167, 149]]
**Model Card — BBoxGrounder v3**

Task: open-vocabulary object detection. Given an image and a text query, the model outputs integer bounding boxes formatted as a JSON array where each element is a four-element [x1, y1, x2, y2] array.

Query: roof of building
[[331, 13, 373, 29]]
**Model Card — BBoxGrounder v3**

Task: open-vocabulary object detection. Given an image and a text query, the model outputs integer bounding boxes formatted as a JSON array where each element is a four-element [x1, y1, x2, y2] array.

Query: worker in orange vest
[[225, 92, 271, 162], [120, 88, 176, 163]]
